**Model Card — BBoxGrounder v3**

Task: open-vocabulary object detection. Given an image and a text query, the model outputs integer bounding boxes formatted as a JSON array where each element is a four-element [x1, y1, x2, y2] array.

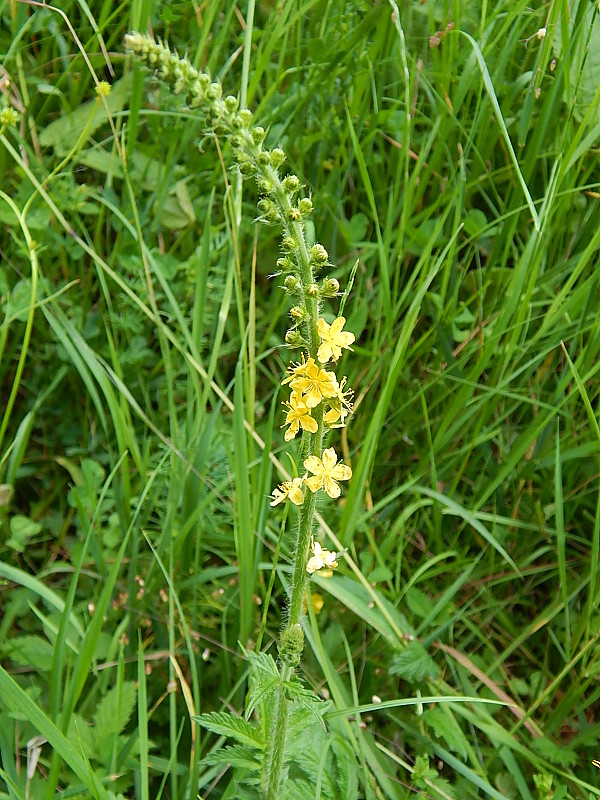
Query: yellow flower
[[304, 447, 352, 499], [285, 357, 337, 408], [306, 540, 338, 574], [323, 377, 354, 427], [317, 316, 355, 364], [282, 391, 318, 441], [311, 593, 325, 613], [269, 477, 304, 506]]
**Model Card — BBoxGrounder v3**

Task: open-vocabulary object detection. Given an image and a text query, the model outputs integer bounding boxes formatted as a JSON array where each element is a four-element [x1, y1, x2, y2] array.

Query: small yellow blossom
[[317, 316, 355, 364], [323, 377, 354, 427], [285, 357, 337, 409], [282, 391, 318, 441], [270, 477, 304, 506], [304, 447, 352, 499], [306, 540, 338, 574], [311, 593, 325, 613]]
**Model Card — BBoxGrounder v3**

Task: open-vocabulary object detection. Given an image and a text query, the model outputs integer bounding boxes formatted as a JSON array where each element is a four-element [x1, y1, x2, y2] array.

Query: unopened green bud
[[287, 207, 301, 222], [309, 243, 328, 265], [320, 277, 340, 297], [257, 151, 271, 166], [239, 108, 253, 127], [251, 126, 266, 144], [282, 175, 300, 193], [207, 82, 222, 100], [257, 198, 274, 214], [290, 306, 305, 321], [224, 95, 239, 113], [307, 283, 319, 297], [238, 159, 255, 176], [285, 328, 306, 347], [297, 198, 313, 216], [278, 623, 304, 667], [281, 235, 296, 253], [283, 275, 300, 293], [256, 176, 273, 193], [271, 148, 286, 168], [277, 257, 292, 271]]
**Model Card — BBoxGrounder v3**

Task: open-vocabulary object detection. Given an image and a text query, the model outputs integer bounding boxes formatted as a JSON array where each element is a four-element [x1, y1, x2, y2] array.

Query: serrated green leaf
[[389, 641, 440, 682], [246, 649, 279, 679], [531, 736, 576, 768], [283, 778, 320, 800], [331, 735, 359, 800], [194, 711, 264, 749], [93, 680, 136, 739], [203, 743, 261, 770], [5, 635, 54, 672], [423, 707, 469, 760]]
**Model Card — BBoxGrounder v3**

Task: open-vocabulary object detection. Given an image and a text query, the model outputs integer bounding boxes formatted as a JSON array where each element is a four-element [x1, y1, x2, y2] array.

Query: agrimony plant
[[125, 33, 358, 798]]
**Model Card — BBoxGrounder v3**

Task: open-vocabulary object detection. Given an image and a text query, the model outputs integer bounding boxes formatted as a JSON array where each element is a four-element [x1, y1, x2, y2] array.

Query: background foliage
[[2, 0, 600, 798]]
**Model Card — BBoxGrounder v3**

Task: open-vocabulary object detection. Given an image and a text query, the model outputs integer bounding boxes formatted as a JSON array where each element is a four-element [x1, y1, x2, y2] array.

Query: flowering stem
[[287, 408, 323, 627], [124, 35, 355, 799]]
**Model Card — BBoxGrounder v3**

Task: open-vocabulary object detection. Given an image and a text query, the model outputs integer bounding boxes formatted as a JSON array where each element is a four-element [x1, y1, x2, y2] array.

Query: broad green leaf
[[193, 711, 264, 749], [93, 681, 137, 740], [389, 641, 440, 683]]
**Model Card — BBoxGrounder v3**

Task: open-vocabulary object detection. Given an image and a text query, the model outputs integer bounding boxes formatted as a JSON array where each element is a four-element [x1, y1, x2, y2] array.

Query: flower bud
[[256, 176, 273, 193], [278, 623, 304, 667], [320, 277, 340, 297], [238, 159, 255, 176], [307, 283, 319, 297], [289, 306, 305, 320], [271, 148, 286, 168], [285, 328, 306, 347], [282, 175, 300, 193], [207, 82, 222, 100], [257, 151, 271, 166], [287, 207, 301, 222], [281, 235, 296, 253], [297, 197, 313, 216], [224, 95, 239, 113], [251, 125, 266, 144], [239, 108, 253, 127], [283, 275, 300, 293], [257, 198, 274, 215], [309, 243, 328, 265], [277, 257, 292, 271]]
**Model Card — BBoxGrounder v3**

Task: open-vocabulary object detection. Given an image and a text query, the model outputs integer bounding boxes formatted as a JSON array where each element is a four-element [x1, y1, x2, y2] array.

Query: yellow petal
[[288, 484, 304, 505], [312, 593, 324, 613], [323, 407, 341, 424], [300, 415, 318, 433], [304, 455, 323, 474], [317, 343, 333, 364], [317, 317, 330, 337], [331, 316, 346, 334], [337, 332, 355, 347], [284, 420, 299, 441], [304, 387, 322, 408], [331, 463, 352, 481], [306, 556, 320, 574], [304, 475, 323, 493], [323, 477, 341, 499], [322, 447, 338, 471]]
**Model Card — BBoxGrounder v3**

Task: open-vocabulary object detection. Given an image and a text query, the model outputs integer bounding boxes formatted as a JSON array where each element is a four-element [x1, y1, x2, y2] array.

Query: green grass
[[2, 0, 600, 797]]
